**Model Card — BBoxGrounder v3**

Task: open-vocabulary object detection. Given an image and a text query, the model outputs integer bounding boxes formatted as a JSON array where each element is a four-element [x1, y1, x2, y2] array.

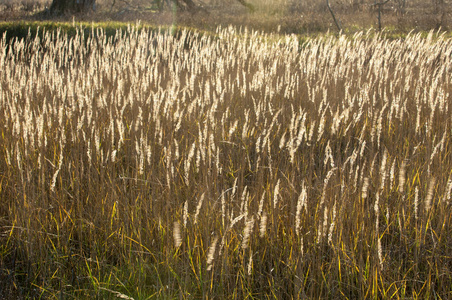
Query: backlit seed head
[[173, 222, 182, 248]]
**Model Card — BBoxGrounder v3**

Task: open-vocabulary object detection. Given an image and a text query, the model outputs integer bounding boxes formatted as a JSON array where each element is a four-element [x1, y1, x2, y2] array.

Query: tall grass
[[0, 26, 451, 299]]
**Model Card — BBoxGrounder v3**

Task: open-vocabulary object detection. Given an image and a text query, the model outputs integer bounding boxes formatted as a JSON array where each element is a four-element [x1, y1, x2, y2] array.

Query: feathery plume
[[380, 149, 388, 190], [425, 177, 436, 213], [414, 186, 419, 221], [173, 222, 182, 248], [194, 192, 205, 225], [257, 191, 266, 218], [247, 251, 253, 276], [259, 211, 267, 238], [328, 202, 337, 244], [183, 201, 188, 228], [295, 182, 307, 236], [443, 178, 452, 204], [273, 179, 281, 207], [362, 177, 370, 199], [206, 236, 219, 271], [398, 160, 407, 194], [389, 159, 396, 189], [241, 216, 254, 249]]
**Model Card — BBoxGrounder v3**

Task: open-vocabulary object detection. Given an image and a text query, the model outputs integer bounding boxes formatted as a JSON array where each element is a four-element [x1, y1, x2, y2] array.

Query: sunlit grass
[[0, 24, 451, 298]]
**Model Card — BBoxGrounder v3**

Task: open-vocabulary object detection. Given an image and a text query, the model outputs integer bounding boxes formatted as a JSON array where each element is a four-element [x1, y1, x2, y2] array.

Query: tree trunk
[[49, 0, 96, 14]]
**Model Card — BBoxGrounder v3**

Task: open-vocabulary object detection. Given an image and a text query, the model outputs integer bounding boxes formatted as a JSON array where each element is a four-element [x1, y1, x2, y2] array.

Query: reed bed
[[0, 26, 451, 299]]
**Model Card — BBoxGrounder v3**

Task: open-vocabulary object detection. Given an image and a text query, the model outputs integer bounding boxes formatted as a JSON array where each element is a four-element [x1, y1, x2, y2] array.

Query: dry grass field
[[0, 25, 452, 298]]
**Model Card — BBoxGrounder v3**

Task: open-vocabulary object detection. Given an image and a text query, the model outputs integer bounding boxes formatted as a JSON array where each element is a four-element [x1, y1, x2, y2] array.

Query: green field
[[1, 22, 452, 299]]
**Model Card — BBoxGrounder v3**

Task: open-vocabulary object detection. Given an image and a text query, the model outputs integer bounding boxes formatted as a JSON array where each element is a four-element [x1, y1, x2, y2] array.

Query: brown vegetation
[[0, 25, 451, 298]]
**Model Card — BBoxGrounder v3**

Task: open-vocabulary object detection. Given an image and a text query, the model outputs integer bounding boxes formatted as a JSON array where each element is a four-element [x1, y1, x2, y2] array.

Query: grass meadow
[[0, 24, 452, 298]]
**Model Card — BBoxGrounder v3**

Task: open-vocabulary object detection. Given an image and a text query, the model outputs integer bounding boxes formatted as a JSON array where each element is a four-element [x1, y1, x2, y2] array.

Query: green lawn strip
[[0, 21, 215, 44], [1, 21, 452, 45]]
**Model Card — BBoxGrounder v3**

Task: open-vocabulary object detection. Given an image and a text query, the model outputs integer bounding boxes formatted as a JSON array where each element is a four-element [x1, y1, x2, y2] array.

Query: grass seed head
[[173, 222, 182, 248]]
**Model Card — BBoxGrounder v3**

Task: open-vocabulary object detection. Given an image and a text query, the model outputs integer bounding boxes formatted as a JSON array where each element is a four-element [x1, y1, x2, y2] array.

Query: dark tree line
[[48, 0, 254, 14], [49, 0, 96, 14]]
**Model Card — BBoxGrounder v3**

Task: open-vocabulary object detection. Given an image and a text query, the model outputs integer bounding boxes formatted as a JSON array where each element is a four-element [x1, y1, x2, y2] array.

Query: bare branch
[[326, 0, 342, 31]]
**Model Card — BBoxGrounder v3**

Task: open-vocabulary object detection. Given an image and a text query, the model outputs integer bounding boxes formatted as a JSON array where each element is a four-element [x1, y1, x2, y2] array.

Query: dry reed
[[0, 26, 451, 299]]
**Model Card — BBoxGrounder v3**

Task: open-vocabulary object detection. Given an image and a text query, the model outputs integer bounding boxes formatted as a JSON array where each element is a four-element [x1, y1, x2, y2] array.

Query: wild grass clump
[[0, 25, 451, 299]]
